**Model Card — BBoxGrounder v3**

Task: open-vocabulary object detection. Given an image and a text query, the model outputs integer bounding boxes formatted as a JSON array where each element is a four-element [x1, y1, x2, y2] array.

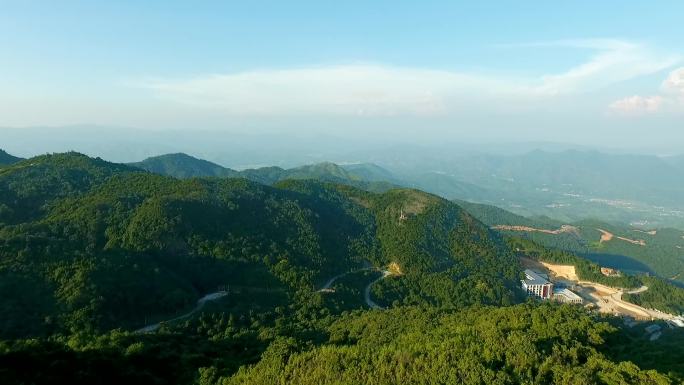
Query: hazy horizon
[[2, 125, 683, 168]]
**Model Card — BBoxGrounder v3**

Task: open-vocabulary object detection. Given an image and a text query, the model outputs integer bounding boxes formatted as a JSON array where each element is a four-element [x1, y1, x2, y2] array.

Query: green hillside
[[283, 182, 523, 308], [227, 305, 674, 385], [129, 153, 240, 178], [1, 153, 683, 384], [0, 153, 521, 339]]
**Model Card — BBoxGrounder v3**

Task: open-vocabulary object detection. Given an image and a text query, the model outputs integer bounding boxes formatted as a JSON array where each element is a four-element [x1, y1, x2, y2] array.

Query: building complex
[[521, 269, 554, 299], [521, 269, 583, 304]]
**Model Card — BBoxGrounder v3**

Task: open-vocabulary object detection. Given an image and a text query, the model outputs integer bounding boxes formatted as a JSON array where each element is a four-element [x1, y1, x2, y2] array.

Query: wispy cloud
[[139, 65, 509, 116], [136, 39, 679, 116], [534, 40, 679, 95]]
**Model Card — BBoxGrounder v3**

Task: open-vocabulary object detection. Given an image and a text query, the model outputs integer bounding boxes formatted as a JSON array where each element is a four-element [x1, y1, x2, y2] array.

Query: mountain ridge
[[0, 149, 23, 165]]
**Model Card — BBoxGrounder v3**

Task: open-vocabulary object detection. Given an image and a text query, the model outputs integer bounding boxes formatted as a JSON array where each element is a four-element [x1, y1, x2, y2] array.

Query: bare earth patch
[[492, 224, 579, 236], [633, 229, 657, 236], [520, 257, 578, 281], [519, 257, 675, 321], [597, 228, 645, 246], [597, 228, 614, 243]]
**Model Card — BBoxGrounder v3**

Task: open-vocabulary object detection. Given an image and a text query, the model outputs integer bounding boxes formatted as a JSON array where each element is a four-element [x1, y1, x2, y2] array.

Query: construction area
[[520, 257, 683, 325]]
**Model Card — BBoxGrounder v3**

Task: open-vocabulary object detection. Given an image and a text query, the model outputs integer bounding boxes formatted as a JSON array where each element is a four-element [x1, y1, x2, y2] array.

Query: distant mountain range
[[130, 153, 397, 192], [371, 149, 684, 230], [4, 148, 684, 284], [128, 151, 684, 285], [4, 131, 684, 228], [664, 155, 684, 171]]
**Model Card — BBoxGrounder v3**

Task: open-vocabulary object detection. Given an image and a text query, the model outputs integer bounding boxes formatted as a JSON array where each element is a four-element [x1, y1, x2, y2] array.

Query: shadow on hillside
[[582, 253, 655, 276]]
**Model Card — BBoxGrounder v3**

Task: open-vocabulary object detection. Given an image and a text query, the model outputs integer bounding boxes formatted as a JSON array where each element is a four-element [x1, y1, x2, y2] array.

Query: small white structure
[[668, 317, 684, 328], [553, 288, 583, 304]]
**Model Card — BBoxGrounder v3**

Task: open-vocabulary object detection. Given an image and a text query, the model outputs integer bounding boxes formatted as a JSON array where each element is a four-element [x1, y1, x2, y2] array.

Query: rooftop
[[523, 269, 551, 286], [553, 288, 582, 301]]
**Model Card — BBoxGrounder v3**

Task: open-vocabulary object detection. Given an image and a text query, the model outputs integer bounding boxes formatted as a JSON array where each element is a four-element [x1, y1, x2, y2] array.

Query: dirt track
[[597, 228, 646, 246], [492, 224, 578, 235]]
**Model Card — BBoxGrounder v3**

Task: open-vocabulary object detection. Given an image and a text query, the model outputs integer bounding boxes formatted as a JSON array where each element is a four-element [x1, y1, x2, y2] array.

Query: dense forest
[[0, 152, 520, 338], [1, 151, 683, 384]]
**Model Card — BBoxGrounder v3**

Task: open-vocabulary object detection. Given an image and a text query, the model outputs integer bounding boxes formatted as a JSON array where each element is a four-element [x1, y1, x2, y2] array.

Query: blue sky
[[1, 1, 683, 148]]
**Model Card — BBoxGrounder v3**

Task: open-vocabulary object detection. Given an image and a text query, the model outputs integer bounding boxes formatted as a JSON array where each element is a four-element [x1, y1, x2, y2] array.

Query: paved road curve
[[139, 266, 393, 333], [364, 270, 391, 309], [136, 291, 228, 333], [318, 267, 392, 309]]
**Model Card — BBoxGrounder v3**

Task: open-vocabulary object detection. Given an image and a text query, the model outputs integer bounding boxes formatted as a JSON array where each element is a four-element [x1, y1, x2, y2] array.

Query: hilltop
[[129, 153, 240, 178], [0, 149, 23, 165], [132, 153, 397, 192]]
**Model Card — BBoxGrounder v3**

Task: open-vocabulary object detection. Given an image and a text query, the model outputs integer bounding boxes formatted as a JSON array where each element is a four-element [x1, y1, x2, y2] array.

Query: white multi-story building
[[521, 269, 553, 299]]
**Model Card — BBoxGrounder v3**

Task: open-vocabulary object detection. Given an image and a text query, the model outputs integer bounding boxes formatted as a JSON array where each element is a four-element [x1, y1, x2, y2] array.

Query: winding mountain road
[[138, 266, 393, 333], [318, 268, 372, 291], [318, 267, 392, 309], [364, 270, 391, 309], [135, 291, 228, 333]]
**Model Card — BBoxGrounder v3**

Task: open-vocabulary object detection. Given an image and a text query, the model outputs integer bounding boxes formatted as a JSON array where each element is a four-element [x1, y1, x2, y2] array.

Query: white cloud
[[136, 39, 679, 116], [662, 67, 684, 95], [140, 65, 523, 116], [609, 67, 684, 116], [609, 95, 664, 115]]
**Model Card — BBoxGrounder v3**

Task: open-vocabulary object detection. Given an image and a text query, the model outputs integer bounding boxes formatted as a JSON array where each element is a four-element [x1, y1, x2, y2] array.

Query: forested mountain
[[129, 153, 240, 178], [0, 152, 519, 339], [0, 149, 23, 165], [340, 162, 399, 182], [133, 153, 397, 192], [2, 152, 683, 384], [131, 150, 684, 230]]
